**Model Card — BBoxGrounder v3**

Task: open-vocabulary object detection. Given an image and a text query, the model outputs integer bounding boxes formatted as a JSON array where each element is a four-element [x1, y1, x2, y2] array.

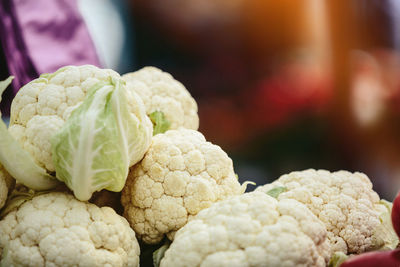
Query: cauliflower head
[[256, 169, 398, 255], [9, 65, 152, 172], [122, 66, 199, 130], [160, 191, 331, 267], [121, 128, 243, 244], [0, 192, 140, 267], [0, 164, 14, 209]]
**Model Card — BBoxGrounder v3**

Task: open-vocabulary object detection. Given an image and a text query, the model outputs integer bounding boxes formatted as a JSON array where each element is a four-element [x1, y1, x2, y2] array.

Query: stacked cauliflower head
[[256, 169, 398, 255], [122, 67, 199, 131], [8, 65, 152, 172], [0, 192, 140, 267], [121, 128, 243, 244], [160, 191, 331, 267], [0, 165, 14, 210]]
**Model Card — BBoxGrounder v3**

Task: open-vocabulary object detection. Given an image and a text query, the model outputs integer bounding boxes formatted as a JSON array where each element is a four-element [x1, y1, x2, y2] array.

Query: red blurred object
[[245, 59, 332, 129], [392, 191, 400, 238], [199, 58, 332, 148], [340, 250, 400, 267], [198, 99, 247, 149]]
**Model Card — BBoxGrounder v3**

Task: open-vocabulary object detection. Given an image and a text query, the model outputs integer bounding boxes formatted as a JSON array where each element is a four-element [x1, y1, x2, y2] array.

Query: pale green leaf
[[153, 240, 171, 267], [52, 77, 150, 201], [149, 111, 170, 135], [266, 186, 287, 198], [328, 251, 348, 267]]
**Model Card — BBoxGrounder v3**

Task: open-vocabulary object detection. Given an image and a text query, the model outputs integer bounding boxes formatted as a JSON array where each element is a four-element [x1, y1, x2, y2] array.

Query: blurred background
[[2, 0, 400, 199]]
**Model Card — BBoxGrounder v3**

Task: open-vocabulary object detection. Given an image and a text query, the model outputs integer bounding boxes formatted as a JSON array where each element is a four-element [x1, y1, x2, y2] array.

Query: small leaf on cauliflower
[[153, 239, 171, 267], [266, 186, 287, 198], [149, 111, 170, 135], [328, 251, 348, 267]]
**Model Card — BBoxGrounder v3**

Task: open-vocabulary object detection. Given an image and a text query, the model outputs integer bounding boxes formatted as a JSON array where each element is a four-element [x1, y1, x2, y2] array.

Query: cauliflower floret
[[0, 164, 14, 209], [0, 192, 140, 267], [160, 191, 331, 267], [122, 66, 199, 130], [9, 65, 152, 172], [256, 169, 398, 255], [121, 128, 242, 244]]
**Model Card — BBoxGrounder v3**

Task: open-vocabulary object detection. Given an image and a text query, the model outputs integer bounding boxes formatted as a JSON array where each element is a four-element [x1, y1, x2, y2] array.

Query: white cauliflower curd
[[122, 66, 199, 131], [121, 128, 243, 244], [0, 192, 140, 267], [256, 169, 398, 255], [160, 191, 331, 267], [4, 65, 153, 201], [9, 65, 152, 172]]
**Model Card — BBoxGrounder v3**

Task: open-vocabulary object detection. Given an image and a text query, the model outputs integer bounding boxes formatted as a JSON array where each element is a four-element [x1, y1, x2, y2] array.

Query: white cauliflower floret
[[121, 128, 242, 244], [0, 192, 140, 267], [122, 66, 199, 130], [0, 164, 14, 209], [256, 169, 398, 255], [9, 65, 152, 172], [160, 191, 331, 267]]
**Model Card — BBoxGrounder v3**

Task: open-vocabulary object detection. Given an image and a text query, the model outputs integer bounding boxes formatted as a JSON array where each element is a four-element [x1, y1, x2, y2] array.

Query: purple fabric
[[0, 0, 36, 95], [0, 0, 101, 94]]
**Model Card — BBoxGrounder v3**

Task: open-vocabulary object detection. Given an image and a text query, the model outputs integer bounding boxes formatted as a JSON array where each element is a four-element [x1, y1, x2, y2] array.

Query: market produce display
[[0, 65, 398, 267]]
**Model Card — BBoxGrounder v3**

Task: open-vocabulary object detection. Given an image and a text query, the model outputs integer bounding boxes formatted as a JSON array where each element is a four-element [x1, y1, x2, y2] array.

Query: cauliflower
[[256, 169, 399, 255], [121, 128, 243, 244], [160, 191, 331, 267], [9, 65, 152, 172], [0, 192, 140, 267], [0, 165, 14, 210], [5, 66, 153, 200], [122, 66, 199, 131]]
